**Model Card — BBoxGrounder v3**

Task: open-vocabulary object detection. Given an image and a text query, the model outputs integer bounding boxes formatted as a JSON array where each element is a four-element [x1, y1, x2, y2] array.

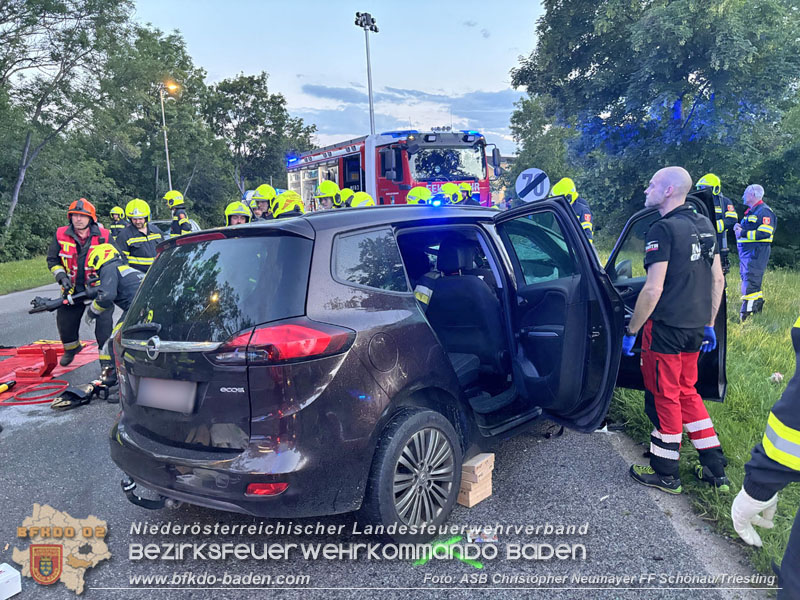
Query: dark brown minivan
[[110, 195, 726, 540]]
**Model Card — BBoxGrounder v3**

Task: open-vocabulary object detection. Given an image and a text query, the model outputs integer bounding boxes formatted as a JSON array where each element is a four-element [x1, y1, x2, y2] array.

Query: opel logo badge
[[145, 336, 160, 360]]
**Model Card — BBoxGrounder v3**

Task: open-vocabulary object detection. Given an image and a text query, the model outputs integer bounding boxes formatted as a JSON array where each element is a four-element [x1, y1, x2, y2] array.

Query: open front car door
[[492, 197, 626, 432]]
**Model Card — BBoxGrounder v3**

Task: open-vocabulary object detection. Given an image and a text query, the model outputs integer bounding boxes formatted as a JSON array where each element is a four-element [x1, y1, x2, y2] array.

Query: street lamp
[[354, 12, 378, 135], [158, 81, 179, 191]]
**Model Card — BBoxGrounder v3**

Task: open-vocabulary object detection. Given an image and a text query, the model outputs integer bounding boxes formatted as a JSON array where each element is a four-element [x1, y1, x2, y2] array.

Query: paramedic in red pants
[[623, 166, 729, 494]]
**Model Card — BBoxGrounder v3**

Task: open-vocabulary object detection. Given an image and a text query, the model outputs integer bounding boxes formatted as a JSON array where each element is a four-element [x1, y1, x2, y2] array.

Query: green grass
[[0, 256, 54, 295], [609, 266, 800, 574]]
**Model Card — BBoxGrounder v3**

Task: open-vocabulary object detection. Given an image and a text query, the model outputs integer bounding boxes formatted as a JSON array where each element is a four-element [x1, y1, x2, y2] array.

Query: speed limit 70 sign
[[515, 168, 550, 203]]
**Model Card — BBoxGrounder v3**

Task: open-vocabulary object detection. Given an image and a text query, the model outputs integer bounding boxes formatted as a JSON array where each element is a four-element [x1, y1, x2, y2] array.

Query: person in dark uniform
[[732, 316, 800, 599], [623, 167, 728, 494], [113, 199, 163, 273], [46, 199, 113, 366], [734, 184, 776, 321], [108, 207, 126, 240], [163, 190, 192, 237], [551, 177, 594, 243], [82, 243, 144, 394]]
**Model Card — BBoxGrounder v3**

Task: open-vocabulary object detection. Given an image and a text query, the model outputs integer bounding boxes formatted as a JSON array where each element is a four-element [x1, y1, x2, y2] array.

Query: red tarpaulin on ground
[[0, 341, 99, 404]]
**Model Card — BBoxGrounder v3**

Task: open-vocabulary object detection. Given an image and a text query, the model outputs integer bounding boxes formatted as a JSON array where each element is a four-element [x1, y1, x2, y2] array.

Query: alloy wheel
[[393, 427, 455, 526]]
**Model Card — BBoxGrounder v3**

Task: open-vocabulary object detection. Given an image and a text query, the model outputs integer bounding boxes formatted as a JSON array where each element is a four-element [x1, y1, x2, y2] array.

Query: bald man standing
[[623, 167, 729, 494]]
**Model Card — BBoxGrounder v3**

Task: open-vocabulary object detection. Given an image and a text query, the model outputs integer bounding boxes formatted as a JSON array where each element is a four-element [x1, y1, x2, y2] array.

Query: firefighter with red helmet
[[46, 199, 113, 366]]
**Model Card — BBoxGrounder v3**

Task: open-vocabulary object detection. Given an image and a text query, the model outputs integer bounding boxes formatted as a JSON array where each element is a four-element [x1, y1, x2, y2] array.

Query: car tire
[[359, 409, 463, 542]]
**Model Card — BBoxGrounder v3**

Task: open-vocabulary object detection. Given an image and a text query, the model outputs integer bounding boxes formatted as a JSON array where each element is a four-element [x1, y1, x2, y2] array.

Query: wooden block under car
[[460, 475, 493, 491], [461, 453, 495, 483], [457, 480, 492, 508]]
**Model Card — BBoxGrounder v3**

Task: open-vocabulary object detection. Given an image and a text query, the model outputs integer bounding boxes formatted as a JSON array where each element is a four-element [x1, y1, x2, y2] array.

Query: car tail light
[[245, 483, 288, 496], [210, 317, 355, 365]]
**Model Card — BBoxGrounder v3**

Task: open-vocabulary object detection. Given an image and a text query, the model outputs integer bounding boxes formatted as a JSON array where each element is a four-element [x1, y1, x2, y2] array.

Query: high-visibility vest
[[51, 225, 110, 288]]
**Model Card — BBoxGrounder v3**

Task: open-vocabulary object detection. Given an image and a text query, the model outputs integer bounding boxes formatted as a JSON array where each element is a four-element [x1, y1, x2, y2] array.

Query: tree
[[1, 0, 133, 233], [82, 24, 236, 226], [503, 95, 578, 202], [511, 0, 800, 235], [204, 72, 315, 193]]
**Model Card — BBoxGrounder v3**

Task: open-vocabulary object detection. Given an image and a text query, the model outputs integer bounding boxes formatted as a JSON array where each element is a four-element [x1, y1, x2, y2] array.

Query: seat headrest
[[438, 239, 477, 273]]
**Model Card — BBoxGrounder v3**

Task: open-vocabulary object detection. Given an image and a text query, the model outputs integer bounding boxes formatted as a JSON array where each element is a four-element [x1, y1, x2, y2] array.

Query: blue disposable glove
[[701, 326, 717, 352], [622, 334, 636, 357]]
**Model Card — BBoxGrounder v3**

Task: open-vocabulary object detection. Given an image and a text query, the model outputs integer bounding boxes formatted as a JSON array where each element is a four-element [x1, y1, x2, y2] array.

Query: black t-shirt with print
[[643, 204, 718, 328]]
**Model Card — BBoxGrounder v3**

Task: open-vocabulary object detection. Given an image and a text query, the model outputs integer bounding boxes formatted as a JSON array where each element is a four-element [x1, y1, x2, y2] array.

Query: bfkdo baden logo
[[30, 544, 63, 585], [13, 504, 111, 595]]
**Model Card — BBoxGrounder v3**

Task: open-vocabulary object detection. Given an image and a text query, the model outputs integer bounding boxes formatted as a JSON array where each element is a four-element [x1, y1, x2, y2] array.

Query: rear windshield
[[124, 235, 312, 342]]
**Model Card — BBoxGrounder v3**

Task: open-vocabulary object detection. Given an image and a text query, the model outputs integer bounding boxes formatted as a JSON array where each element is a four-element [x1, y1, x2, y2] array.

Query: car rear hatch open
[[117, 224, 314, 451]]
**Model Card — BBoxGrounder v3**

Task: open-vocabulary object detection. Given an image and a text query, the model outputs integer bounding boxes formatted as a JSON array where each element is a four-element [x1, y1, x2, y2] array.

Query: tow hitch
[[121, 477, 168, 510]]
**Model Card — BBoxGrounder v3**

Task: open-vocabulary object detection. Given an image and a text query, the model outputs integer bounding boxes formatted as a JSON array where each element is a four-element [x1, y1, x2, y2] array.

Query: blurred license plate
[[137, 378, 196, 413]]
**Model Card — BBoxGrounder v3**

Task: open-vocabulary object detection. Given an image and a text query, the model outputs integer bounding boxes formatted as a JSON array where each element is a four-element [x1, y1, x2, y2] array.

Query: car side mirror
[[614, 259, 632, 280], [406, 142, 420, 156], [494, 166, 503, 177]]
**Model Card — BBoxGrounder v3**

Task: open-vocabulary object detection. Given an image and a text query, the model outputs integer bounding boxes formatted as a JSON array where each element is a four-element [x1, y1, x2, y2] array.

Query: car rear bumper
[[110, 418, 365, 518]]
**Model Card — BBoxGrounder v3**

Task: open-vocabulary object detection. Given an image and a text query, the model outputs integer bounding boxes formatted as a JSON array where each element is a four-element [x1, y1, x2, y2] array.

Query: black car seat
[[425, 236, 506, 378]]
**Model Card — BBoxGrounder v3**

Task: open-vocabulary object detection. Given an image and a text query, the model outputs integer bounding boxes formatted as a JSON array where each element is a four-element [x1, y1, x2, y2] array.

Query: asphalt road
[[0, 285, 771, 599]]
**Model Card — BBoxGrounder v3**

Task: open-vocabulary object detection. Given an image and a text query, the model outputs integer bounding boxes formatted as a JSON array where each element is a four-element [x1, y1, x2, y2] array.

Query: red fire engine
[[287, 129, 502, 209]]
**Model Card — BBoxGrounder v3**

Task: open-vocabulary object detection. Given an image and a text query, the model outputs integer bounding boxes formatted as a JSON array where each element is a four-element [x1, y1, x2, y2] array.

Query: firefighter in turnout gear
[[313, 180, 342, 210], [696, 173, 737, 273], [732, 316, 800, 599], [623, 167, 728, 494], [224, 201, 252, 226], [347, 191, 375, 208], [108, 207, 126, 239], [82, 243, 144, 397], [251, 184, 277, 220], [440, 183, 461, 205], [163, 190, 192, 236], [406, 186, 432, 205], [114, 199, 163, 273], [339, 188, 355, 208], [551, 177, 594, 243], [458, 182, 481, 206], [734, 184, 776, 321], [272, 191, 306, 218], [46, 199, 113, 366]]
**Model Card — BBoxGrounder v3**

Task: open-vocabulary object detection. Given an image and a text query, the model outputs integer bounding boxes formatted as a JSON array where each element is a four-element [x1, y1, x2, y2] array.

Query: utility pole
[[355, 12, 379, 135]]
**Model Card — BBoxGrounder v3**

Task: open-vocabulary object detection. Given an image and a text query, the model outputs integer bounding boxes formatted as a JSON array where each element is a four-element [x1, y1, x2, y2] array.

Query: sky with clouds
[[132, 0, 544, 154]]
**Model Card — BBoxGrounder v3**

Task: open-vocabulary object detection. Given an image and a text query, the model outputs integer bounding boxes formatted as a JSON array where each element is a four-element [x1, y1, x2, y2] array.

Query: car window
[[498, 211, 579, 285], [125, 235, 312, 342], [333, 228, 409, 293], [605, 211, 662, 282]]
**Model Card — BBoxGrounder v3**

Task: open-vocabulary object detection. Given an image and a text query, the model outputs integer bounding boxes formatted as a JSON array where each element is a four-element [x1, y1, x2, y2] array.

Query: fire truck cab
[[287, 129, 502, 210]]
